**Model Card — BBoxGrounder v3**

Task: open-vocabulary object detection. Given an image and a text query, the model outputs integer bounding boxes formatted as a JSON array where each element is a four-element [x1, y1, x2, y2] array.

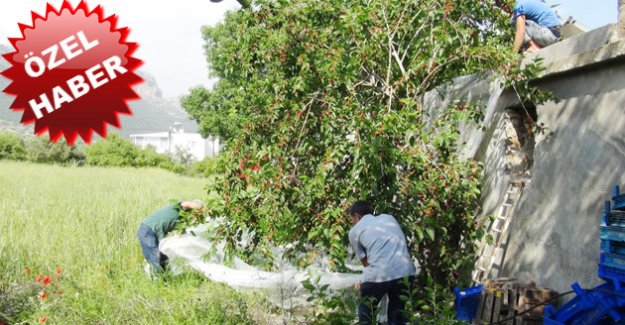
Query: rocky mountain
[[118, 71, 199, 137], [0, 45, 10, 105], [0, 44, 199, 139]]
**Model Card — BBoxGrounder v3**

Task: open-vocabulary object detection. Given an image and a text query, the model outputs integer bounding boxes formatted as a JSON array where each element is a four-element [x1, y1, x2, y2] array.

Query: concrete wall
[[620, 0, 624, 38], [424, 24, 625, 294], [502, 25, 625, 293]]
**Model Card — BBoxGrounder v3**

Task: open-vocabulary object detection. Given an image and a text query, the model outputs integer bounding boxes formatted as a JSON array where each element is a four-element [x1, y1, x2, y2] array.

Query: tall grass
[[0, 161, 268, 324]]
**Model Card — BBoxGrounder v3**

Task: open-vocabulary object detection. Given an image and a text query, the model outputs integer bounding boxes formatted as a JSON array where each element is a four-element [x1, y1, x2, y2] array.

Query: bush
[[0, 131, 26, 161], [85, 133, 139, 167], [25, 136, 85, 164], [85, 133, 186, 173], [172, 146, 195, 166], [189, 157, 220, 177], [25, 136, 49, 163], [0, 131, 187, 174], [135, 144, 187, 173], [136, 145, 172, 167], [168, 163, 187, 175]]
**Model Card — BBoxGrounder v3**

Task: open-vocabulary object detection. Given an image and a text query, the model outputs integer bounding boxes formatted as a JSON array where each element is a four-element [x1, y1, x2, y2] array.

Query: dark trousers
[[359, 276, 415, 325], [137, 223, 168, 273]]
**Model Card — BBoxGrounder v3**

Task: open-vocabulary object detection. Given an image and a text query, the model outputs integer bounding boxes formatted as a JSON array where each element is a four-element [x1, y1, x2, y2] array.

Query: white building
[[129, 125, 220, 161]]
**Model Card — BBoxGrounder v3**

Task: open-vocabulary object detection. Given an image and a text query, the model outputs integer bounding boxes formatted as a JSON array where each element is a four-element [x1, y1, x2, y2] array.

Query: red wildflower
[[251, 164, 260, 172], [43, 275, 51, 286], [39, 316, 47, 323], [40, 292, 47, 299], [36, 274, 43, 283], [56, 267, 62, 274]]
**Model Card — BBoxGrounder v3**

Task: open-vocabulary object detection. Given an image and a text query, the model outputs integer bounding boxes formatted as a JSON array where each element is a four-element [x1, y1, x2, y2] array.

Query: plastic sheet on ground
[[159, 218, 363, 309]]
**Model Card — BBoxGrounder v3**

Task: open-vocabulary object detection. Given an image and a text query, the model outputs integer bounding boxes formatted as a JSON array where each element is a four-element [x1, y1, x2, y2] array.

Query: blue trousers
[[137, 223, 168, 273], [359, 276, 415, 325]]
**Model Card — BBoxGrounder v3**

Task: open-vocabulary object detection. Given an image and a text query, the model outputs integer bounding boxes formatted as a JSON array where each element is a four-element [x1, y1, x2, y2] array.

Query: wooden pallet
[[473, 279, 558, 325]]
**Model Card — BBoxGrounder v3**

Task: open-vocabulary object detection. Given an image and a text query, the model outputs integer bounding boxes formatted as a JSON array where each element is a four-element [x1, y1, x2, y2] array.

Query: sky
[[0, 0, 619, 98], [547, 0, 618, 30], [0, 0, 241, 98]]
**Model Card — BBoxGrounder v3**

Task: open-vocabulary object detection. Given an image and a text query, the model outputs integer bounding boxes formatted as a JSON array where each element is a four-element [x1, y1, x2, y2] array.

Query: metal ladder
[[472, 181, 525, 284]]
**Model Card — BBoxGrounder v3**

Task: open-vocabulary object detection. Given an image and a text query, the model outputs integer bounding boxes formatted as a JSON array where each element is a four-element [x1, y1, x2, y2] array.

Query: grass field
[[0, 161, 269, 324]]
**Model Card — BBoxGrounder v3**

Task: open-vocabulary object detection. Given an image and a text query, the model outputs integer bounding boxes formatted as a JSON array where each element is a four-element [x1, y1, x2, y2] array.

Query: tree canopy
[[183, 0, 528, 289]]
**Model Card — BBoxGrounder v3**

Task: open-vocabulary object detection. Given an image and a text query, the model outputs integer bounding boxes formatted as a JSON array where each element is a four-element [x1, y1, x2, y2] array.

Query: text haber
[[25, 30, 128, 119]]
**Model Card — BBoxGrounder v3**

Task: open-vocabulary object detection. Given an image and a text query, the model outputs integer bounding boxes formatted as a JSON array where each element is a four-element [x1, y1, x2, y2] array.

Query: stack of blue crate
[[598, 185, 625, 284], [543, 185, 625, 324]]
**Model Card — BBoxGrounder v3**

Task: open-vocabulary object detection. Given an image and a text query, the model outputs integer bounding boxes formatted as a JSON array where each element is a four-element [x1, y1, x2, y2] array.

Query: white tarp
[[159, 219, 363, 309]]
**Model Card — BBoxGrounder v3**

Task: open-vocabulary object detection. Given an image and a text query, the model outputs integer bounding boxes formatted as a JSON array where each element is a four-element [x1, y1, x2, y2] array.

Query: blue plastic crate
[[543, 305, 564, 324], [454, 284, 483, 323], [606, 211, 625, 228], [575, 291, 625, 324], [601, 201, 611, 227], [601, 253, 625, 271], [543, 282, 594, 324], [614, 186, 625, 211], [615, 195, 625, 211], [543, 282, 625, 324], [543, 317, 564, 325], [598, 263, 625, 283], [600, 226, 625, 242], [601, 240, 625, 255]]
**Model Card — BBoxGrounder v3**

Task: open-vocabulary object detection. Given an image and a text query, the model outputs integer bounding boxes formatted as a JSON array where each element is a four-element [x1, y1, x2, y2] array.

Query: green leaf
[[426, 228, 435, 241], [416, 227, 424, 241], [486, 234, 494, 245]]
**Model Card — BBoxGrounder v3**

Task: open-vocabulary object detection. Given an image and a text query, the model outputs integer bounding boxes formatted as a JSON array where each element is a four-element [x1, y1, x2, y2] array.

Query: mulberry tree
[[183, 0, 517, 287]]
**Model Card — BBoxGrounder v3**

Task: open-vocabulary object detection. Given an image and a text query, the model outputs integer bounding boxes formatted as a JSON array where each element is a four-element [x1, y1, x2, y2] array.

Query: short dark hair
[[348, 200, 374, 216]]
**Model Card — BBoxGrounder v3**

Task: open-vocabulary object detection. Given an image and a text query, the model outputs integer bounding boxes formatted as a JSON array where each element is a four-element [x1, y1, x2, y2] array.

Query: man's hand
[[513, 14, 527, 52], [360, 257, 369, 267]]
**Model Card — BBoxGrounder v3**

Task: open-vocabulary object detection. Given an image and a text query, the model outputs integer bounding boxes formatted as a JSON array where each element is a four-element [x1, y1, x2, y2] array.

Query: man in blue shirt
[[348, 200, 418, 324], [497, 0, 562, 54]]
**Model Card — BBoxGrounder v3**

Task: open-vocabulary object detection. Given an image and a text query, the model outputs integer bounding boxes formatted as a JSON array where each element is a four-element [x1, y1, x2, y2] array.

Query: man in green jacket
[[137, 200, 204, 273]]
